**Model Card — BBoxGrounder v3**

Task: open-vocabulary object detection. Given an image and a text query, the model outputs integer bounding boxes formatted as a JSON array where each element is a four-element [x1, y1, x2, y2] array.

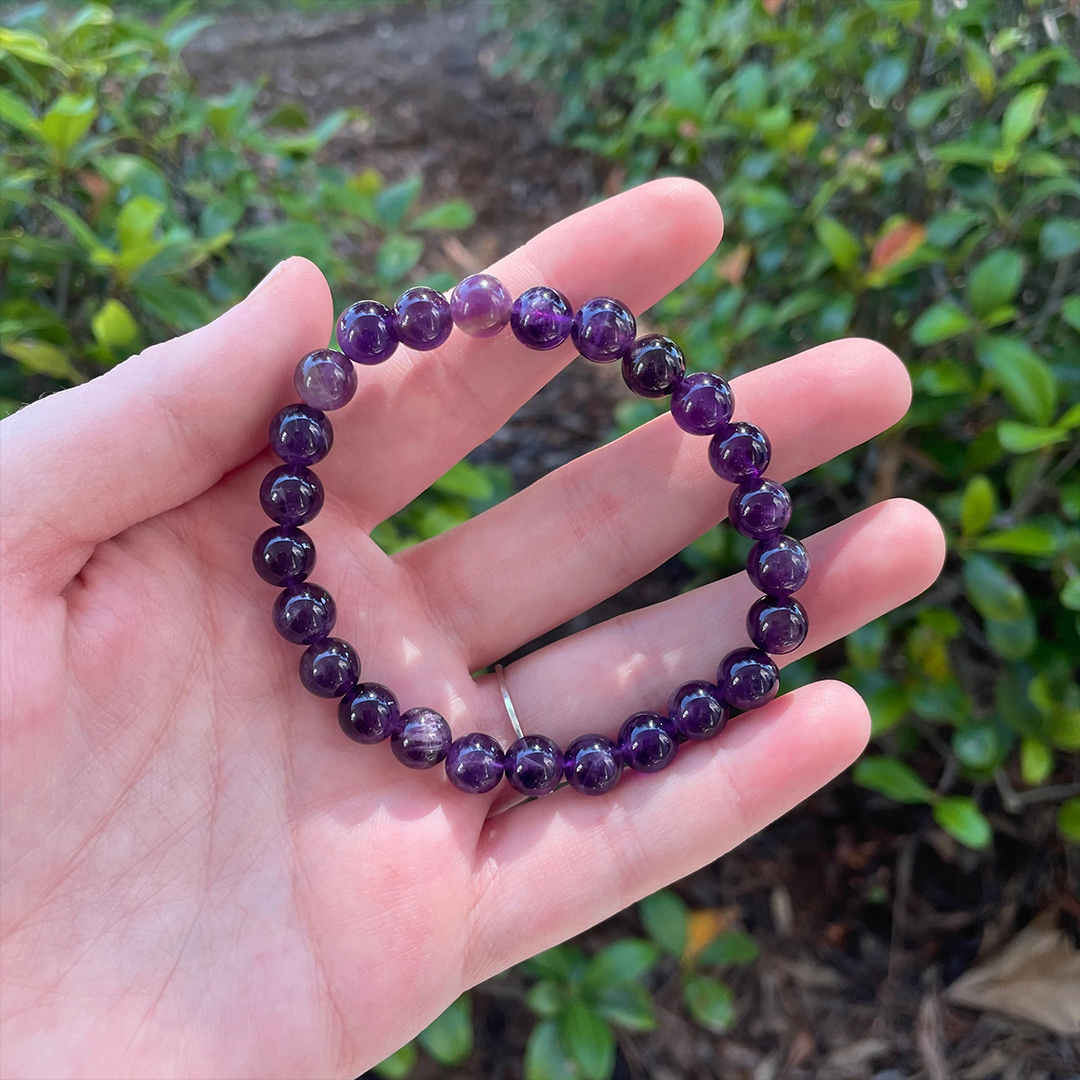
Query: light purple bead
[[445, 732, 505, 794], [747, 535, 810, 596], [339, 682, 399, 744], [260, 464, 324, 526], [272, 583, 336, 645], [269, 403, 333, 466], [450, 274, 512, 338], [668, 681, 729, 741], [571, 297, 636, 363], [504, 735, 563, 796], [670, 372, 734, 435], [510, 286, 573, 350], [728, 478, 792, 540], [337, 300, 398, 365], [564, 734, 622, 795], [293, 349, 357, 411], [622, 335, 686, 398], [709, 422, 771, 483], [719, 647, 780, 711], [391, 707, 452, 769], [391, 287, 453, 351], [748, 595, 809, 655], [617, 712, 679, 773], [299, 637, 359, 698]]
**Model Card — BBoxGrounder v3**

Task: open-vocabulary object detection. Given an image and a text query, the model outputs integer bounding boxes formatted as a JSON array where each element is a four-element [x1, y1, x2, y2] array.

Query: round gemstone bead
[[564, 734, 622, 795], [450, 274, 513, 338], [338, 682, 399, 744], [728, 478, 792, 540], [259, 464, 324, 526], [510, 286, 573, 350], [272, 583, 336, 645], [571, 297, 636, 363], [617, 712, 679, 773], [504, 735, 563, 797], [299, 637, 359, 698], [337, 300, 398, 365], [748, 595, 809, 655], [293, 349, 357, 412], [445, 732, 505, 794], [719, 647, 780, 711], [622, 335, 686, 398], [391, 707, 452, 769], [747, 535, 810, 596], [668, 680, 729, 741], [390, 287, 453, 351], [709, 422, 772, 483], [670, 372, 734, 435], [252, 525, 315, 587], [269, 403, 333, 466]]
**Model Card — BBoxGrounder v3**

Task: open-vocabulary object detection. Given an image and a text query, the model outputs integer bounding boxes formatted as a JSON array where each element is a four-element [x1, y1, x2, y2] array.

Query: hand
[[0, 179, 944, 1079]]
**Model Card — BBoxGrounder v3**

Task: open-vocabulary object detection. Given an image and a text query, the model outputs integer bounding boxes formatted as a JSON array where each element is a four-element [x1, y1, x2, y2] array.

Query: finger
[[0, 258, 333, 592], [402, 337, 911, 669]]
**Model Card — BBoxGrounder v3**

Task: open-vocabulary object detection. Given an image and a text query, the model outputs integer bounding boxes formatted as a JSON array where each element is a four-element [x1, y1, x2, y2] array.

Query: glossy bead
[[728, 478, 792, 540], [259, 464, 324, 526], [622, 335, 686, 398], [337, 300, 398, 365], [571, 297, 636, 363], [338, 682, 400, 744], [670, 372, 734, 435], [709, 422, 771, 483], [510, 286, 573, 350], [504, 735, 563, 797], [445, 732, 505, 794], [747, 535, 810, 596], [390, 287, 453, 351], [748, 595, 809, 655], [293, 349, 357, 411], [391, 707, 452, 769], [272, 583, 336, 645], [269, 403, 333, 466], [299, 637, 359, 698], [668, 680, 729, 741], [564, 734, 622, 795], [617, 712, 679, 773], [450, 274, 512, 338], [719, 647, 780, 711], [252, 525, 315, 587]]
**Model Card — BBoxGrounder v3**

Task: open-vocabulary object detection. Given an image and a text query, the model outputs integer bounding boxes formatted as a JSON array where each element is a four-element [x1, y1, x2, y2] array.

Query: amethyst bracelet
[[253, 273, 810, 797]]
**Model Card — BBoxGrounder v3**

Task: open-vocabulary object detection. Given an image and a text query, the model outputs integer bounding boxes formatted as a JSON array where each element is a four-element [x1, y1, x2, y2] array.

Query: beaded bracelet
[[253, 274, 810, 797]]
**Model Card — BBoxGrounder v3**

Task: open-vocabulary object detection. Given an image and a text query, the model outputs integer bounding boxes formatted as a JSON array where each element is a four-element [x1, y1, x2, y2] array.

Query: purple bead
[[337, 300, 398, 365], [252, 525, 315, 587], [269, 403, 333, 467], [391, 287, 453, 351], [670, 372, 734, 435], [709, 422, 771, 483], [747, 535, 810, 596], [272, 583, 336, 645], [748, 595, 809, 655], [450, 274, 513, 338], [571, 297, 636, 363], [259, 464, 324, 526], [504, 735, 563, 797], [299, 637, 359, 698], [728, 478, 792, 540], [719, 647, 780, 711], [564, 734, 622, 795], [622, 335, 686, 398], [510, 286, 573, 350], [293, 349, 357, 412], [339, 682, 400, 744], [391, 707, 452, 769], [617, 712, 679, 773], [668, 680, 729, 741], [445, 732, 505, 794]]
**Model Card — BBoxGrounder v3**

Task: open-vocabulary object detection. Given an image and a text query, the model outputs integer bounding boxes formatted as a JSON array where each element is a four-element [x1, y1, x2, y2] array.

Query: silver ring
[[494, 663, 525, 742]]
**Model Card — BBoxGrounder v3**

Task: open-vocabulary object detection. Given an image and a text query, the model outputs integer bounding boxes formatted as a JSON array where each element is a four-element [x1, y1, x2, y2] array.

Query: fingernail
[[250, 259, 287, 298]]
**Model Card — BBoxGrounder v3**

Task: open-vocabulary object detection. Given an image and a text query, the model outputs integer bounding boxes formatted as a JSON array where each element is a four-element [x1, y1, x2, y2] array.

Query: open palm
[[0, 180, 944, 1079]]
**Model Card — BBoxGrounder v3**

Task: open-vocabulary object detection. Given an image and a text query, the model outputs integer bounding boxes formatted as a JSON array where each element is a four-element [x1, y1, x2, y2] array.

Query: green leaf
[[814, 215, 861, 272], [1001, 84, 1048, 150], [952, 724, 999, 771], [638, 889, 689, 957], [866, 684, 910, 736], [997, 420, 1069, 453], [526, 981, 565, 1019], [911, 301, 971, 346], [1062, 296, 1080, 332], [906, 87, 956, 129], [963, 39, 995, 100], [1039, 217, 1080, 261], [925, 208, 981, 248], [430, 460, 495, 501], [853, 756, 933, 804], [524, 1020, 577, 1080], [417, 993, 472, 1066], [975, 336, 1058, 426], [845, 619, 889, 670], [985, 613, 1036, 660], [272, 108, 354, 157], [39, 93, 97, 159], [864, 54, 909, 101], [234, 221, 331, 265], [372, 1041, 417, 1079], [0, 87, 38, 134], [732, 62, 769, 112], [376, 235, 423, 284], [963, 554, 1028, 622], [960, 475, 996, 537], [933, 796, 992, 850], [411, 199, 476, 231], [374, 175, 422, 230], [591, 982, 656, 1032], [683, 975, 736, 1033], [972, 526, 1057, 558], [0, 28, 72, 74], [558, 1001, 615, 1080], [91, 299, 139, 352], [133, 280, 215, 333], [697, 930, 759, 968], [1057, 798, 1080, 844], [116, 195, 164, 253], [583, 938, 659, 989], [1062, 575, 1080, 613], [1, 337, 83, 383], [967, 250, 1025, 317], [1020, 737, 1053, 787], [526, 945, 584, 984]]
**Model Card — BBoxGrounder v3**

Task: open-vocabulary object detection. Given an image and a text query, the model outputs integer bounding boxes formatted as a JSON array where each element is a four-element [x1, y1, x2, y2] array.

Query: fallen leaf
[[871, 219, 926, 271], [718, 242, 752, 285], [682, 905, 739, 966]]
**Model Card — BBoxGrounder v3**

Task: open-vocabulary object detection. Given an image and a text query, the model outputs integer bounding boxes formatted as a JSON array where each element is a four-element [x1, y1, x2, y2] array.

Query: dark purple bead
[[617, 712, 679, 773], [337, 300, 398, 365], [748, 595, 809, 655], [272, 582, 336, 645], [719, 647, 780, 711], [390, 287, 453, 351], [293, 349, 357, 411], [450, 274, 512, 338], [728, 478, 792, 540], [571, 297, 636, 363], [259, 464, 324, 526], [338, 682, 400, 744], [269, 403, 333, 467], [622, 335, 686, 398], [299, 637, 359, 698], [708, 422, 771, 483], [504, 735, 563, 797], [391, 707, 452, 769], [252, 525, 315, 587], [510, 286, 573, 350], [670, 372, 734, 435], [564, 734, 622, 795], [747, 535, 810, 596], [668, 680, 729, 741], [445, 732, 505, 794]]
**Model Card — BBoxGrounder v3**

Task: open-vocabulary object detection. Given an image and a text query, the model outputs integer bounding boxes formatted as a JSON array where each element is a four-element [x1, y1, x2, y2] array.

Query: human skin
[[0, 179, 944, 1079]]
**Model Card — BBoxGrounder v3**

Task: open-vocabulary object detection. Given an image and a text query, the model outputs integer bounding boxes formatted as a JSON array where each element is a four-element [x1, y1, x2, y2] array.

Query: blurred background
[[1, 0, 1078, 1076]]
